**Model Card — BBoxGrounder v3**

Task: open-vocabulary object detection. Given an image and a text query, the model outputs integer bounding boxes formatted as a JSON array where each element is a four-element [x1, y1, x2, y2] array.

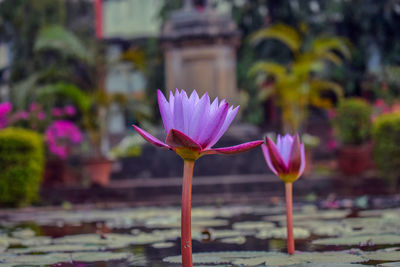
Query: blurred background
[[0, 0, 400, 207]]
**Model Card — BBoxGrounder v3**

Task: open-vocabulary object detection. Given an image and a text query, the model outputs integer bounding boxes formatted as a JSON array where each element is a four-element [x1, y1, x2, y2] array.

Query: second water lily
[[262, 134, 306, 255]]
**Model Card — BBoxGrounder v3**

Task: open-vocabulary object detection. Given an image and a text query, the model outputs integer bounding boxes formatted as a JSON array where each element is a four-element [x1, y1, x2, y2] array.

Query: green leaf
[[248, 62, 286, 80], [34, 25, 92, 63], [36, 83, 91, 112], [250, 24, 302, 53]]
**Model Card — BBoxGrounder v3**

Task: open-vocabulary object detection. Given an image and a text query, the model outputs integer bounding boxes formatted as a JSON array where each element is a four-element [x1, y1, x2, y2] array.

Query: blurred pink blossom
[[64, 105, 76, 116], [373, 99, 385, 108], [29, 102, 39, 112], [327, 139, 338, 151], [327, 109, 336, 119], [52, 108, 63, 117], [14, 111, 29, 120], [0, 102, 12, 129], [37, 111, 46, 121], [45, 120, 82, 159]]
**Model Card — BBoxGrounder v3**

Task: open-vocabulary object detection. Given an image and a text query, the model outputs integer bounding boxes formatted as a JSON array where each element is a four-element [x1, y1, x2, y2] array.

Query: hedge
[[372, 113, 400, 187], [333, 98, 372, 145], [0, 128, 44, 206]]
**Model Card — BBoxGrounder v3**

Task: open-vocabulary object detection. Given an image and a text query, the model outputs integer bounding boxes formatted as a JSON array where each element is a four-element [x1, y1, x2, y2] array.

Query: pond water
[[1, 197, 400, 266]]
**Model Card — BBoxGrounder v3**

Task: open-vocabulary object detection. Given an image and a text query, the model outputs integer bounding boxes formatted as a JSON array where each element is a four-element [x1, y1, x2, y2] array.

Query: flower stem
[[285, 182, 295, 255], [181, 160, 195, 267]]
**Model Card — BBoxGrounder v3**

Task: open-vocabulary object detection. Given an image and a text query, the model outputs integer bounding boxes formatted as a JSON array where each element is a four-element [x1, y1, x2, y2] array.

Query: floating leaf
[[164, 251, 269, 264], [8, 244, 105, 254], [233, 251, 365, 266], [256, 227, 310, 239], [219, 236, 246, 245], [364, 250, 400, 261], [152, 242, 175, 249], [313, 234, 400, 246], [232, 221, 275, 231], [71, 252, 132, 262], [378, 262, 400, 267]]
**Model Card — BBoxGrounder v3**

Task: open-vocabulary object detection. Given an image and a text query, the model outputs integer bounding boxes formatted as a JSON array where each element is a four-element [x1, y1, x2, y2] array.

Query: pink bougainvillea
[[64, 105, 76, 116], [52, 108, 64, 117], [0, 102, 12, 129], [45, 120, 83, 159]]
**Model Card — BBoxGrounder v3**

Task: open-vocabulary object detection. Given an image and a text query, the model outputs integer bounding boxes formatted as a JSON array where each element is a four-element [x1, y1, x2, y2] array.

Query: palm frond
[[310, 79, 344, 100], [250, 24, 301, 53], [311, 37, 351, 60], [248, 62, 286, 80], [34, 25, 92, 63]]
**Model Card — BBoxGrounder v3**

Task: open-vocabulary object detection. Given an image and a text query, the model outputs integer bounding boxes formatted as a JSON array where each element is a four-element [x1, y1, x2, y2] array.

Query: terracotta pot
[[43, 159, 80, 187], [337, 143, 372, 176], [84, 158, 113, 186]]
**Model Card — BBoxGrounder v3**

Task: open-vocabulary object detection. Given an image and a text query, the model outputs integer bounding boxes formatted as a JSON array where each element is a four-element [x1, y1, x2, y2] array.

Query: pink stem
[[181, 160, 194, 267], [285, 182, 295, 254]]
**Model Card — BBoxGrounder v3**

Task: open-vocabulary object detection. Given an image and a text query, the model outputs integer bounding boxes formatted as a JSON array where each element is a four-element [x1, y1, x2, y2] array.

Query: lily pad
[[219, 236, 246, 244], [164, 251, 269, 264], [378, 262, 400, 267], [256, 227, 310, 239], [151, 242, 175, 249], [233, 251, 365, 266], [232, 221, 275, 231], [71, 252, 132, 262], [364, 250, 400, 261], [313, 234, 400, 246]]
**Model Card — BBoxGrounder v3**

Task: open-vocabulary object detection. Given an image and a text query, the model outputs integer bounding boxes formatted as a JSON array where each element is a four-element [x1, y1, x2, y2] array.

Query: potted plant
[[249, 23, 350, 133], [332, 98, 372, 175], [372, 112, 400, 190], [80, 91, 120, 187]]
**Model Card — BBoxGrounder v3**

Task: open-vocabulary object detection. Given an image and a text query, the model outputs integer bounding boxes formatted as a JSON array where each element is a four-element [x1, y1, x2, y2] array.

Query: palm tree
[[249, 23, 351, 133]]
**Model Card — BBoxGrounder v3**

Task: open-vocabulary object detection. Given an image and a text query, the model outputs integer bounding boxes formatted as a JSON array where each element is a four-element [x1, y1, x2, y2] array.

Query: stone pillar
[[162, 1, 240, 102]]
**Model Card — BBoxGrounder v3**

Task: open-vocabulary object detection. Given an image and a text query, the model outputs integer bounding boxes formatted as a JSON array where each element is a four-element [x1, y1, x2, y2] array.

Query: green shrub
[[333, 98, 372, 145], [0, 128, 44, 206], [372, 113, 400, 187]]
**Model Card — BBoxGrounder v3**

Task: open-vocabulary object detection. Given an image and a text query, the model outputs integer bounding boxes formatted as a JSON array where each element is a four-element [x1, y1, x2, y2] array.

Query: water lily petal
[[181, 90, 191, 135], [198, 103, 229, 149], [262, 144, 278, 175], [265, 137, 288, 174], [189, 92, 210, 140], [287, 134, 301, 175], [299, 143, 306, 176], [132, 125, 170, 149], [203, 140, 263, 155], [157, 90, 173, 133], [208, 105, 239, 148], [166, 129, 202, 151], [173, 89, 184, 132], [278, 134, 293, 165]]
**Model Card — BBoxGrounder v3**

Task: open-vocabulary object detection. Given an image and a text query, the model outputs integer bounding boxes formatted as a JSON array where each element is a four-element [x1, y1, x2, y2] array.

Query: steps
[[40, 174, 389, 206]]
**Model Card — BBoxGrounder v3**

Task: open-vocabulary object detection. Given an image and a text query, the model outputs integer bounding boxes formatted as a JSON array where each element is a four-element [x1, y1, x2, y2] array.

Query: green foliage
[[0, 128, 44, 206], [372, 113, 400, 187], [0, 0, 66, 82], [34, 25, 92, 63], [250, 23, 349, 132], [333, 98, 372, 145], [36, 83, 91, 112]]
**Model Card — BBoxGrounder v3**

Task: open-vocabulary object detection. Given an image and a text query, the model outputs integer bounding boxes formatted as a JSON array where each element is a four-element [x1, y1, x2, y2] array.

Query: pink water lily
[[262, 134, 306, 255], [133, 89, 263, 161], [132, 89, 263, 267], [262, 134, 306, 183]]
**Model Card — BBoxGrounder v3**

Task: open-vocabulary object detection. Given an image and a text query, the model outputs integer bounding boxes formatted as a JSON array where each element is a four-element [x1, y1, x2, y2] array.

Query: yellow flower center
[[279, 173, 299, 183], [175, 147, 201, 161]]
